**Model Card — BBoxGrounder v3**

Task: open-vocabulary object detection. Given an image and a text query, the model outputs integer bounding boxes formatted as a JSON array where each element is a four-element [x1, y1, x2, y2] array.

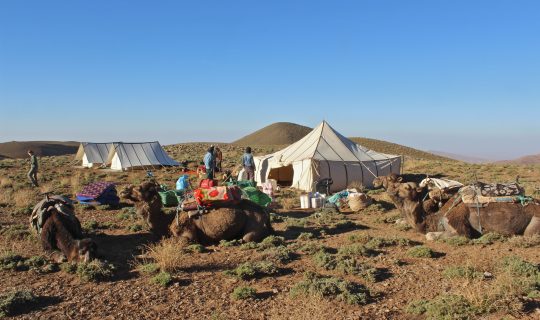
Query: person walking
[[203, 146, 215, 180], [241, 147, 256, 182], [27, 150, 39, 187]]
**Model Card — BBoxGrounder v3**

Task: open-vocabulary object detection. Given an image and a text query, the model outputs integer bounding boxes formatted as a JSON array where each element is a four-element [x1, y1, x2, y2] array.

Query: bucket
[[300, 194, 311, 209], [311, 197, 323, 209]]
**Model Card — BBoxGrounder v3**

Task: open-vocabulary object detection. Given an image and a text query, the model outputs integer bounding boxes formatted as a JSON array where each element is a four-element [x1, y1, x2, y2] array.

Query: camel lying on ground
[[31, 196, 97, 262], [121, 182, 273, 243], [393, 181, 540, 239]]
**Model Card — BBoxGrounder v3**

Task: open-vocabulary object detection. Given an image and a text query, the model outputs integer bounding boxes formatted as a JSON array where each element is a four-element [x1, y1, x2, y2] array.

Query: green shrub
[[151, 271, 173, 287], [231, 286, 256, 300], [407, 246, 436, 258], [0, 253, 26, 271], [83, 220, 99, 232], [239, 242, 259, 250], [440, 236, 470, 247], [364, 236, 413, 249], [338, 244, 378, 257], [313, 250, 336, 270], [0, 225, 31, 241], [219, 239, 241, 247], [258, 235, 285, 249], [224, 261, 279, 280], [127, 224, 143, 232], [76, 260, 115, 282], [297, 232, 314, 241], [184, 244, 206, 253], [442, 266, 482, 280], [290, 272, 370, 305], [61, 262, 77, 274], [139, 263, 160, 274], [0, 290, 38, 318], [470, 232, 506, 245], [260, 246, 294, 263], [406, 294, 478, 320], [298, 243, 325, 255]]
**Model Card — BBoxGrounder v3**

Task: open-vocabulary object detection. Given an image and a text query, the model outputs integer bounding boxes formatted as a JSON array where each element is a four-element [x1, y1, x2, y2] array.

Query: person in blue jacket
[[203, 146, 215, 179], [241, 147, 256, 182]]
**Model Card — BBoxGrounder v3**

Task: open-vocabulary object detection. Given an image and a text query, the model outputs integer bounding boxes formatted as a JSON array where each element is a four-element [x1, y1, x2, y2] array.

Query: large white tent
[[106, 142, 179, 171], [254, 121, 402, 192], [75, 143, 115, 168]]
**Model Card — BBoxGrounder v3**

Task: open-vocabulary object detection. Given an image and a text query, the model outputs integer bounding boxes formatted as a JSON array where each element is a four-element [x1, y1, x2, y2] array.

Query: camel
[[121, 182, 273, 243], [31, 196, 97, 262], [394, 182, 540, 239]]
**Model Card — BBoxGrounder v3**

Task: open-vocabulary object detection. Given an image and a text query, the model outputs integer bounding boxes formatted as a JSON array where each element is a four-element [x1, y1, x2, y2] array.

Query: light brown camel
[[121, 182, 273, 243], [394, 182, 540, 239], [31, 196, 97, 262]]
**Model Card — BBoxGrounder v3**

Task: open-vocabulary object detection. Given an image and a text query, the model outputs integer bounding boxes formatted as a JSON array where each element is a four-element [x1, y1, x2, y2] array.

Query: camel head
[[169, 212, 199, 242], [396, 182, 424, 201], [121, 181, 160, 203], [70, 238, 97, 263], [373, 174, 402, 189]]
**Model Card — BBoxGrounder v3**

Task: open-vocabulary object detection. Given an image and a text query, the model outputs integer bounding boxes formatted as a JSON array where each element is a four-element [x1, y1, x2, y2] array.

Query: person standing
[[241, 147, 256, 182], [213, 146, 223, 173], [203, 146, 215, 180], [27, 150, 39, 187]]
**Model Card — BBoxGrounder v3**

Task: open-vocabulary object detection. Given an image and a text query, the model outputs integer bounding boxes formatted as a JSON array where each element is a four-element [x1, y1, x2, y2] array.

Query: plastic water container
[[311, 197, 324, 209], [300, 194, 311, 209]]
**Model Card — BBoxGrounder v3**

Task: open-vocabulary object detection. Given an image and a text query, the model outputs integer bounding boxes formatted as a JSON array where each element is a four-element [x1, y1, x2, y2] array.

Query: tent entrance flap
[[268, 165, 293, 187]]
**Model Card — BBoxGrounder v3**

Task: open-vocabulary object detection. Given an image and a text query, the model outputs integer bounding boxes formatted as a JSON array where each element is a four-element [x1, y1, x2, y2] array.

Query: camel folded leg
[[523, 216, 540, 236]]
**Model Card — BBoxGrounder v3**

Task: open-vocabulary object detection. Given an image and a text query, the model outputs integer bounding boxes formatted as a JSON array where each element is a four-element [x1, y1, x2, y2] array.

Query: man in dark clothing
[[27, 150, 39, 187], [241, 147, 256, 182]]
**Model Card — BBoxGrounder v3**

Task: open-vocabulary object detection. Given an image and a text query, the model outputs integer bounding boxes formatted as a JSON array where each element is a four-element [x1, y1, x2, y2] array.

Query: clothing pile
[[76, 181, 120, 206]]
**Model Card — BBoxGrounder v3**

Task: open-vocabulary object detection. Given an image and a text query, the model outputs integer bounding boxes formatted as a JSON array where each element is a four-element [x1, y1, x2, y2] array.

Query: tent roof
[[106, 141, 179, 169], [260, 121, 401, 166], [75, 142, 115, 163]]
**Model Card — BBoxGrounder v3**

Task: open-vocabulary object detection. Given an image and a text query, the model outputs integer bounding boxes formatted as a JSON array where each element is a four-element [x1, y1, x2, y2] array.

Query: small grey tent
[[106, 142, 179, 171], [75, 143, 115, 168]]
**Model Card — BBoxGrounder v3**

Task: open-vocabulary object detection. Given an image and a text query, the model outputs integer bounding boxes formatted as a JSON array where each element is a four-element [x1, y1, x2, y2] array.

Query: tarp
[[75, 143, 115, 168], [106, 142, 179, 171], [254, 121, 402, 192]]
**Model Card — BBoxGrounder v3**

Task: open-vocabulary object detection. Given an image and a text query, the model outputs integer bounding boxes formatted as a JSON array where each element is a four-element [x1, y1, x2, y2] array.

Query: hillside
[[496, 153, 540, 165], [232, 122, 311, 145], [0, 141, 79, 159], [350, 137, 451, 161]]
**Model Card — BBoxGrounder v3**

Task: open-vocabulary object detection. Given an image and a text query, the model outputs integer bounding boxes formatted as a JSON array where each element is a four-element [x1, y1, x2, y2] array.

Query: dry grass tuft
[[13, 188, 36, 209], [0, 177, 13, 189], [143, 237, 187, 273]]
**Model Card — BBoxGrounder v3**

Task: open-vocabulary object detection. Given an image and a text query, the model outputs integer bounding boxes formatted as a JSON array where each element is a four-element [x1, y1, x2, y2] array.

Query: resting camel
[[121, 182, 273, 243], [31, 196, 97, 262], [373, 174, 440, 215], [393, 182, 540, 239]]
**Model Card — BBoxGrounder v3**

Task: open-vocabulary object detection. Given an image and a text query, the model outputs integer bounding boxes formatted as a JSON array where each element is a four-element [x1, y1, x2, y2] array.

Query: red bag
[[194, 186, 242, 206], [199, 179, 218, 189]]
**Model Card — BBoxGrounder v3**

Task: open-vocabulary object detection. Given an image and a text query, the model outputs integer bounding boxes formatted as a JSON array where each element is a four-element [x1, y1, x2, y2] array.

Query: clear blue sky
[[1, 1, 539, 160]]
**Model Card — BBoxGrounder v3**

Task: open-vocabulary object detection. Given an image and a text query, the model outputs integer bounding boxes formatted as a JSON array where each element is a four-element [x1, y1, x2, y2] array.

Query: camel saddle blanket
[[29, 195, 77, 235], [419, 177, 463, 191], [473, 181, 524, 197], [194, 186, 242, 206], [460, 186, 516, 205]]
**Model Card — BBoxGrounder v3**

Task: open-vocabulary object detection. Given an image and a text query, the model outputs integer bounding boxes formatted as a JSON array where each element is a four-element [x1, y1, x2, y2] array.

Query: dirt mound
[[232, 122, 312, 145], [0, 141, 79, 159], [496, 153, 540, 165]]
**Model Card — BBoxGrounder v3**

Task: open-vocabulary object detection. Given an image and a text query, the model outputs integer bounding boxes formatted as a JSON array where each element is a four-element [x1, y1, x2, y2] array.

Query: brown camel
[[121, 182, 273, 243], [31, 196, 97, 262], [394, 182, 540, 239]]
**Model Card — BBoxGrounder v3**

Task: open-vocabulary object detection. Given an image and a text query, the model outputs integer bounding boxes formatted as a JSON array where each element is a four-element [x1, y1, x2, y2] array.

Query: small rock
[[483, 272, 493, 279]]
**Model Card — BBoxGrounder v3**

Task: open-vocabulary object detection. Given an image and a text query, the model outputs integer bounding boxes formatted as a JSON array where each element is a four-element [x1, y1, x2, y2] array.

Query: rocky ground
[[0, 145, 539, 319]]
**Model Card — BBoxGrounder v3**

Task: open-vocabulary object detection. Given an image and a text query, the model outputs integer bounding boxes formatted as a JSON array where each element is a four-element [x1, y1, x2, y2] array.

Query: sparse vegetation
[[151, 271, 173, 287], [143, 238, 186, 272], [76, 260, 115, 282], [0, 290, 38, 318], [224, 261, 279, 280], [231, 286, 256, 300], [407, 246, 436, 258], [290, 272, 370, 305], [406, 294, 478, 320], [507, 234, 540, 248], [440, 236, 470, 247], [470, 232, 507, 245]]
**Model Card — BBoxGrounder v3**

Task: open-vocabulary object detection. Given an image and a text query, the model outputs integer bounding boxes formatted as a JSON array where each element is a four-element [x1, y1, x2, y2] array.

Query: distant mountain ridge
[[428, 150, 491, 164], [0, 141, 79, 159], [496, 153, 540, 165], [233, 122, 452, 161]]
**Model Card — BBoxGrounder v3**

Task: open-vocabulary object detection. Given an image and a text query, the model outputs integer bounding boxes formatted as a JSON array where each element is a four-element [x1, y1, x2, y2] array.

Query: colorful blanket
[[76, 181, 119, 205]]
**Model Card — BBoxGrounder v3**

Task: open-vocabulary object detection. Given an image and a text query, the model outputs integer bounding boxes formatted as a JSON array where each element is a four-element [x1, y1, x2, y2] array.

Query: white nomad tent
[[75, 143, 115, 168], [254, 121, 402, 192], [106, 142, 180, 171]]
